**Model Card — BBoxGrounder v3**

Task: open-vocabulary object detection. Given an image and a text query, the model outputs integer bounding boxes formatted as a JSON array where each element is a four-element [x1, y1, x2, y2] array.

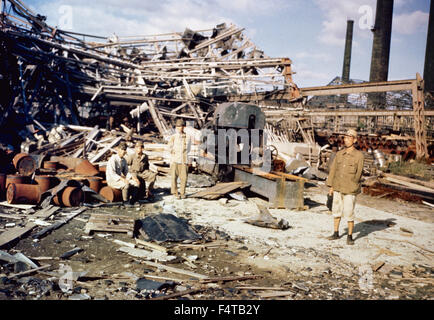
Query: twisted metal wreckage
[[0, 0, 431, 163], [0, 0, 302, 146]]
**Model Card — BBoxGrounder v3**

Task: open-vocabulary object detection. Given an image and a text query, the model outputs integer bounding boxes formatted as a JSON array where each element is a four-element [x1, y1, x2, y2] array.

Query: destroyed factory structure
[[0, 0, 433, 301]]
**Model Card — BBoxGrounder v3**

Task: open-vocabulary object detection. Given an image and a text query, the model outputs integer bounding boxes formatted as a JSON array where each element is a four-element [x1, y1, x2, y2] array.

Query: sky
[[20, 0, 431, 88]]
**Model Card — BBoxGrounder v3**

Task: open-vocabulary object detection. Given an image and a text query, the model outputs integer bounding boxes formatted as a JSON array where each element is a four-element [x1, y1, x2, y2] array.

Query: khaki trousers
[[139, 170, 157, 191], [170, 163, 188, 196], [332, 191, 356, 222], [134, 171, 157, 199]]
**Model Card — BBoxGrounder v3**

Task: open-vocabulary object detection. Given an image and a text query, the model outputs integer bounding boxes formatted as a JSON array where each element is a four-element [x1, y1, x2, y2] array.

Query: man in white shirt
[[106, 142, 139, 206]]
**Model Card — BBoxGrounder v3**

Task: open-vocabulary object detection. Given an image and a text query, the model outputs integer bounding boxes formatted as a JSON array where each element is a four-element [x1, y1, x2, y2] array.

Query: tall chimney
[[342, 20, 354, 84], [424, 0, 433, 94], [368, 0, 394, 109]]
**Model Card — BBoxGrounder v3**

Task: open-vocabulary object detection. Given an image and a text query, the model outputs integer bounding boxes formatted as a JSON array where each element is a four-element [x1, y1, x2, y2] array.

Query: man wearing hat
[[326, 128, 364, 245], [106, 142, 139, 207], [168, 118, 191, 199], [126, 141, 157, 200]]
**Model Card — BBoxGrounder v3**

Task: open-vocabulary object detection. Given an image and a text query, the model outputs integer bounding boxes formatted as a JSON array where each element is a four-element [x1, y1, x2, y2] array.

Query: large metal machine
[[196, 102, 305, 209]]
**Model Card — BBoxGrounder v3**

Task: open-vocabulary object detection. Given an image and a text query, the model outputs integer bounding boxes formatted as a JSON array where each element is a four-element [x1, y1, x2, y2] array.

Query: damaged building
[[0, 0, 433, 302]]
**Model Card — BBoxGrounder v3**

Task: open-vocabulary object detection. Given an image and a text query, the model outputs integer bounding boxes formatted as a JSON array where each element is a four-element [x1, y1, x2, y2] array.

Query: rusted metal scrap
[[0, 0, 302, 145]]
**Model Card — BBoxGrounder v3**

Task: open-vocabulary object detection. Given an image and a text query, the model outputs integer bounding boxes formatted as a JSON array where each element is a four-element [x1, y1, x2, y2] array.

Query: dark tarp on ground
[[138, 213, 202, 242]]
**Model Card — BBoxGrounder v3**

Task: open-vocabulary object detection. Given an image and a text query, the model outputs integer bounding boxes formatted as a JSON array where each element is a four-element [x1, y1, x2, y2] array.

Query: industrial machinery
[[196, 102, 305, 209]]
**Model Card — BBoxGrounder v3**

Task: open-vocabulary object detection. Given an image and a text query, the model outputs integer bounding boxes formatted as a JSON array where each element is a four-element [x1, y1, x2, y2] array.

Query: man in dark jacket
[[126, 141, 157, 200]]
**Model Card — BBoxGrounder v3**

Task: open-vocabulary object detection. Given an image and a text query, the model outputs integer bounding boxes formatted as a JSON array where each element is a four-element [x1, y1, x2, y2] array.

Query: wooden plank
[[90, 136, 122, 164], [190, 182, 250, 200], [0, 213, 27, 220], [72, 126, 100, 158], [0, 223, 37, 248], [383, 176, 434, 194], [135, 238, 167, 253], [142, 261, 208, 280], [200, 275, 261, 284], [257, 291, 295, 298], [59, 132, 86, 148], [32, 208, 86, 239], [0, 201, 36, 210], [117, 247, 172, 262], [7, 264, 51, 279], [139, 274, 188, 283], [84, 224, 133, 232], [383, 173, 434, 190], [422, 201, 434, 208], [34, 205, 60, 220], [232, 165, 283, 181], [272, 171, 308, 182]]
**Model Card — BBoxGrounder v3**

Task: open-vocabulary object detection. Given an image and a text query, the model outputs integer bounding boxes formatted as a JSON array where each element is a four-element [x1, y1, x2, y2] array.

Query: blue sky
[[21, 0, 431, 88]]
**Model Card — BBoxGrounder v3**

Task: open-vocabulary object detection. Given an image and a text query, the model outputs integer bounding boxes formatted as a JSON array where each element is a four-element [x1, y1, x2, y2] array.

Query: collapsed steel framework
[[0, 0, 301, 139], [0, 0, 431, 160]]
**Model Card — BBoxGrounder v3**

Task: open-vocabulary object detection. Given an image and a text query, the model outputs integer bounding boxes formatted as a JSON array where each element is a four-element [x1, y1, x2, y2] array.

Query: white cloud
[[294, 51, 332, 62], [393, 10, 429, 35], [215, 0, 289, 14], [293, 67, 330, 82], [315, 0, 376, 46], [34, 0, 286, 37]]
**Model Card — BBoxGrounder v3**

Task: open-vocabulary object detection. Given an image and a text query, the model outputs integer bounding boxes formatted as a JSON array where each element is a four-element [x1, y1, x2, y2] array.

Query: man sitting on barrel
[[106, 142, 139, 207], [125, 141, 157, 200]]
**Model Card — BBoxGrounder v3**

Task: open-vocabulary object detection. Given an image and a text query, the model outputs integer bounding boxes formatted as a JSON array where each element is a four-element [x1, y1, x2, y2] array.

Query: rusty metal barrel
[[99, 186, 122, 202], [87, 176, 102, 193], [43, 161, 58, 170], [34, 175, 60, 193], [75, 159, 99, 176], [53, 186, 84, 207], [6, 175, 31, 189], [12, 153, 37, 176], [61, 187, 84, 207], [7, 183, 41, 205]]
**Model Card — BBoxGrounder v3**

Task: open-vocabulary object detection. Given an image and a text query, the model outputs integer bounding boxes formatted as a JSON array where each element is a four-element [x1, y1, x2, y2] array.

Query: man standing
[[126, 141, 157, 200], [326, 129, 364, 245], [168, 118, 191, 199], [106, 142, 139, 207]]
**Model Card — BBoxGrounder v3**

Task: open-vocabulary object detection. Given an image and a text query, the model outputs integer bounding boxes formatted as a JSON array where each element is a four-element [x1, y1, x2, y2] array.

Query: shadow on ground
[[348, 218, 397, 240]]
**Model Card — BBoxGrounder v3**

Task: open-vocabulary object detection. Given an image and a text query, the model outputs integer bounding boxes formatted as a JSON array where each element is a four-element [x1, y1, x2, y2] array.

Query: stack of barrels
[[3, 153, 41, 205], [0, 153, 121, 206]]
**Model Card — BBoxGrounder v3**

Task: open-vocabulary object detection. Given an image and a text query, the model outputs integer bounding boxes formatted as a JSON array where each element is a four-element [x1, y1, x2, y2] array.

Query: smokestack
[[424, 0, 433, 94], [342, 20, 354, 84], [368, 0, 394, 108]]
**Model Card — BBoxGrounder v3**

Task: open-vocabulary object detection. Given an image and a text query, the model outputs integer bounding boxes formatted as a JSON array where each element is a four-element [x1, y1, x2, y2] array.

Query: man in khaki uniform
[[168, 118, 191, 199], [106, 142, 139, 206], [126, 141, 157, 200], [326, 129, 364, 245]]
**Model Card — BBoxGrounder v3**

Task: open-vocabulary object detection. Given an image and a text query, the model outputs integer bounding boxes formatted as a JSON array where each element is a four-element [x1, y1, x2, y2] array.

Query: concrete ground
[[161, 176, 434, 275]]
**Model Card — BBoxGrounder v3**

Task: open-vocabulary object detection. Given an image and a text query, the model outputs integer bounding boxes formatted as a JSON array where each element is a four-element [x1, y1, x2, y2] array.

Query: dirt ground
[[0, 173, 433, 300]]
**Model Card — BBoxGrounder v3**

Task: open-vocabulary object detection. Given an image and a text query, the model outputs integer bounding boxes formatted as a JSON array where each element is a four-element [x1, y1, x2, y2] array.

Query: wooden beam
[[0, 223, 37, 248], [141, 261, 208, 279]]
